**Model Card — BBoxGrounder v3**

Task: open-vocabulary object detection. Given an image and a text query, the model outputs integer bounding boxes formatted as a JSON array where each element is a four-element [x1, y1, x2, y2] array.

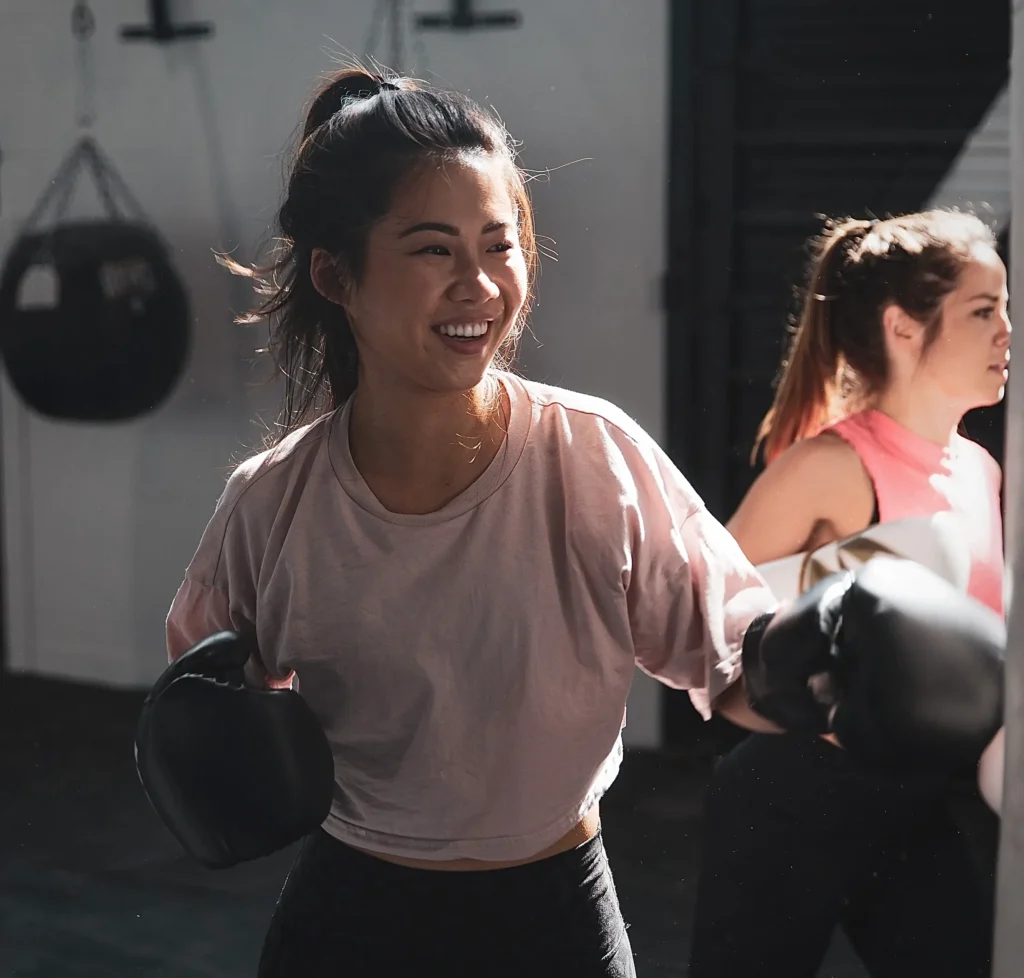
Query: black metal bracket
[[120, 0, 213, 43], [417, 0, 520, 31]]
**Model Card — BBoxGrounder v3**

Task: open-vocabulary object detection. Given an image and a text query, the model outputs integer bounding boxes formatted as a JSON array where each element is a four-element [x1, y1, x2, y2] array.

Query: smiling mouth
[[433, 320, 494, 341]]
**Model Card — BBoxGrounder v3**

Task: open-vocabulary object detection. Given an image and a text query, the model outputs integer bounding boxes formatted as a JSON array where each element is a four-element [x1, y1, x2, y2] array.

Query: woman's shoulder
[[179, 414, 336, 589], [767, 427, 867, 480], [753, 429, 874, 512], [728, 430, 875, 562], [511, 373, 657, 450], [216, 413, 335, 525], [508, 373, 703, 513], [954, 432, 1003, 485]]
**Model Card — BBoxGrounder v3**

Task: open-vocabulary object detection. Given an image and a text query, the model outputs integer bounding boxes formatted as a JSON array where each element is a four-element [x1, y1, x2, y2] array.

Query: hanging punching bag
[[0, 138, 190, 422]]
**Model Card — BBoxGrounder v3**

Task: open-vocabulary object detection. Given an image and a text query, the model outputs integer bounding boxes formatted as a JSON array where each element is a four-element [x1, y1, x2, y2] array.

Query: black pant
[[688, 733, 997, 978], [258, 828, 636, 977]]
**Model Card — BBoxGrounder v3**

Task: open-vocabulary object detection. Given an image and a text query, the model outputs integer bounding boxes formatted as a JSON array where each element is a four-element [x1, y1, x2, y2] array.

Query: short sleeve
[[624, 441, 778, 720], [164, 462, 290, 688], [166, 578, 236, 660]]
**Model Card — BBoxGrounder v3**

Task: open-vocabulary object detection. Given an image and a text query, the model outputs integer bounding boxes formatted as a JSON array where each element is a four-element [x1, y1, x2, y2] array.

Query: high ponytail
[[753, 219, 872, 465], [300, 69, 409, 141]]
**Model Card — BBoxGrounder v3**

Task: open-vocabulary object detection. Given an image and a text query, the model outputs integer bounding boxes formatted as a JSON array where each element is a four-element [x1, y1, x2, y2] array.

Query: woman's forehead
[[954, 251, 1006, 295], [384, 156, 517, 229]]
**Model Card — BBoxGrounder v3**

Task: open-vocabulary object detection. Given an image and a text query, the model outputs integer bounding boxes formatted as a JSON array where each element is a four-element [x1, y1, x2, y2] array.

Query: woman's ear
[[310, 248, 348, 306], [882, 303, 925, 358]]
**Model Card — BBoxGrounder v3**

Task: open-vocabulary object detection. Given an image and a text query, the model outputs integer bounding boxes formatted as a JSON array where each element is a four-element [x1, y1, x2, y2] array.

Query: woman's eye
[[415, 241, 514, 257], [974, 307, 995, 321]]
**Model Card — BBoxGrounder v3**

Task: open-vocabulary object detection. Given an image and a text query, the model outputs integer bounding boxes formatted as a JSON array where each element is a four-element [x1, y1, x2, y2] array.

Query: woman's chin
[[418, 359, 497, 396], [989, 380, 1008, 405], [973, 374, 1009, 407]]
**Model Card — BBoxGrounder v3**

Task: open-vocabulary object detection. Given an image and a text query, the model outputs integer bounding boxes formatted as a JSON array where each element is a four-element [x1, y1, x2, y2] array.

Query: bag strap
[[20, 136, 151, 233]]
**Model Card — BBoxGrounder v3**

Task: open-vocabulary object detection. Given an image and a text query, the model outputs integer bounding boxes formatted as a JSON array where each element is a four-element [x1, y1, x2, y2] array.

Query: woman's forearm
[[714, 678, 784, 734], [978, 726, 1005, 814]]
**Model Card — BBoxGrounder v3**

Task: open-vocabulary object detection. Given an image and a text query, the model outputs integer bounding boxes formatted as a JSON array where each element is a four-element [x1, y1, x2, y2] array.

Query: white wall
[[0, 1, 669, 747], [927, 83, 1011, 231]]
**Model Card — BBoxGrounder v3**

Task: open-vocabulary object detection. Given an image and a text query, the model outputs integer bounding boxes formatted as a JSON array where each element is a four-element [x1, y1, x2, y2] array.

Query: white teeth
[[438, 321, 489, 338]]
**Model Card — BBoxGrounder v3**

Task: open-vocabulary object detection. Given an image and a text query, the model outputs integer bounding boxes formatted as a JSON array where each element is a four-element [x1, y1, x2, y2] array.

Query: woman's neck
[[347, 373, 507, 513], [871, 383, 962, 448]]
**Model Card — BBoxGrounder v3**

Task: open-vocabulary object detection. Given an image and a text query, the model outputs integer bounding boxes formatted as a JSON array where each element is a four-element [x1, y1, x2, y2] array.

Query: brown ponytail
[[753, 219, 872, 465]]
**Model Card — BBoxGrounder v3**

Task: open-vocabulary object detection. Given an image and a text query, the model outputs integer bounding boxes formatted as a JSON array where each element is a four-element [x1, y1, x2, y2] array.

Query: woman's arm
[[713, 434, 875, 731], [978, 726, 1005, 813], [615, 425, 870, 730], [714, 678, 784, 733], [164, 460, 293, 690], [727, 433, 875, 566]]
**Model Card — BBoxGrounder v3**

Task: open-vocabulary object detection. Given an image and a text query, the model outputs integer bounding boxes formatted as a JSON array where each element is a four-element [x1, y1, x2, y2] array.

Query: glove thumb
[[148, 631, 252, 701]]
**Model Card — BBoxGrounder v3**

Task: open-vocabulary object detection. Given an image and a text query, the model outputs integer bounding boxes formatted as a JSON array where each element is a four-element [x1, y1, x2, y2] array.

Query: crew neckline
[[328, 372, 532, 526], [859, 409, 961, 472]]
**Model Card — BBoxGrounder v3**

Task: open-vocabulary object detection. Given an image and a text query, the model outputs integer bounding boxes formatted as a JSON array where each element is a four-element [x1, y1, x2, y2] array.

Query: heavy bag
[[0, 219, 190, 422]]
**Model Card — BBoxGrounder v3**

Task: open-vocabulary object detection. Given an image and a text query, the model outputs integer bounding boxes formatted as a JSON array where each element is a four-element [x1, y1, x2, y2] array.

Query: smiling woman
[[156, 66, 782, 976]]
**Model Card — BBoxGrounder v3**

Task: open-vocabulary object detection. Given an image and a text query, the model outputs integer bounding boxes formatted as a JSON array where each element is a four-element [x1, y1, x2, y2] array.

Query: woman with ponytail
[[157, 65, 793, 976], [688, 211, 1011, 978]]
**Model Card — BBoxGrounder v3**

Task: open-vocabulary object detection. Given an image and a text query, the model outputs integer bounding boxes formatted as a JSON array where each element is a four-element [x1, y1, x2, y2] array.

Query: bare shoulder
[[728, 432, 874, 564], [775, 431, 868, 485]]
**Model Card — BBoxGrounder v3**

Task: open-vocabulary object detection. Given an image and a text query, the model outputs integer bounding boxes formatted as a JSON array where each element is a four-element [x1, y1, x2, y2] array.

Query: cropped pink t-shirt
[[165, 372, 777, 861], [827, 410, 1004, 616]]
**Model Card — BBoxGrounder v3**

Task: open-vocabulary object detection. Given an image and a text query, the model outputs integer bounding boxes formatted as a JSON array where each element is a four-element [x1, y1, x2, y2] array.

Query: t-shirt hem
[[320, 741, 624, 862]]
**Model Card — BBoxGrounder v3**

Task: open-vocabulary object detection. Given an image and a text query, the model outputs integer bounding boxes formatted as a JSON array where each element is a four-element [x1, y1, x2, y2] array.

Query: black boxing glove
[[135, 631, 334, 869], [742, 556, 1005, 775]]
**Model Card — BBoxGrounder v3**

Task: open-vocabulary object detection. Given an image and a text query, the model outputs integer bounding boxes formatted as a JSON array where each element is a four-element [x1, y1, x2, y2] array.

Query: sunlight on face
[[342, 153, 528, 397], [919, 246, 1011, 411]]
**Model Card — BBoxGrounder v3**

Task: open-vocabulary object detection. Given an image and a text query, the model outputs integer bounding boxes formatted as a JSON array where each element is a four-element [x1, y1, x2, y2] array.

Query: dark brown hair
[[753, 210, 997, 465], [225, 67, 537, 441]]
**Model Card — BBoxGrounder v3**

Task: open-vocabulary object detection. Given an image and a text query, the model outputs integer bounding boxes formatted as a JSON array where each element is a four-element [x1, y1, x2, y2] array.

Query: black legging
[[258, 828, 636, 977], [688, 732, 997, 978]]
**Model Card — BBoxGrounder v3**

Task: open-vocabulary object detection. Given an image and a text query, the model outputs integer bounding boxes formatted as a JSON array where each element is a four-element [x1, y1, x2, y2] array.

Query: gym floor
[[1, 674, 868, 977]]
